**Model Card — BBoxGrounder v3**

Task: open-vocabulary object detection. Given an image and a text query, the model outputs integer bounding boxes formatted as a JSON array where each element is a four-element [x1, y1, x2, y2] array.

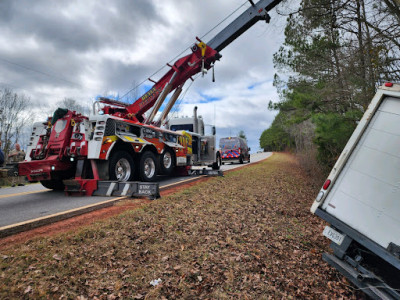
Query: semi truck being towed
[[311, 83, 400, 299], [17, 0, 284, 195]]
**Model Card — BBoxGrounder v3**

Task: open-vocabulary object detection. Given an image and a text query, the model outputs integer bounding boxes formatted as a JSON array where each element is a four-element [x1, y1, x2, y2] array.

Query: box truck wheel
[[109, 150, 135, 181], [159, 148, 175, 176], [40, 179, 65, 191], [139, 151, 158, 182], [239, 155, 244, 164]]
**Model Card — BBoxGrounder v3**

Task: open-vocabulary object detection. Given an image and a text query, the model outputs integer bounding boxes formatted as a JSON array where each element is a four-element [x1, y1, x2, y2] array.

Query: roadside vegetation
[[261, 0, 400, 172], [0, 153, 360, 299]]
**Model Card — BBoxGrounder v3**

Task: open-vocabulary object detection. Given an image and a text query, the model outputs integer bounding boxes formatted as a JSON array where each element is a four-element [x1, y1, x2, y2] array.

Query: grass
[[0, 153, 358, 299]]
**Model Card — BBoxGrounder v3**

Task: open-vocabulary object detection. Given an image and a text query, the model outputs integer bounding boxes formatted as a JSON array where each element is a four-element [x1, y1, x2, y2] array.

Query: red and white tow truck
[[18, 0, 283, 196]]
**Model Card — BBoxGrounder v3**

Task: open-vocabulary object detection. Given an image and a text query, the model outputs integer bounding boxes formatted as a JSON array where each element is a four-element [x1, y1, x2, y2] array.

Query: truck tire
[[239, 155, 244, 164], [109, 150, 135, 181], [212, 154, 221, 170], [159, 148, 175, 176], [40, 179, 65, 191], [139, 151, 158, 182]]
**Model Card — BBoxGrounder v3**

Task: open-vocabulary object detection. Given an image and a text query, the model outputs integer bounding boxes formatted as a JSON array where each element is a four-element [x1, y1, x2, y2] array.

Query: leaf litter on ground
[[0, 153, 360, 299]]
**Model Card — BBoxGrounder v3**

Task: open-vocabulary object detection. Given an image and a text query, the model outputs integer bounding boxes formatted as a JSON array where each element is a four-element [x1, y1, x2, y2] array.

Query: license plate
[[323, 226, 345, 245]]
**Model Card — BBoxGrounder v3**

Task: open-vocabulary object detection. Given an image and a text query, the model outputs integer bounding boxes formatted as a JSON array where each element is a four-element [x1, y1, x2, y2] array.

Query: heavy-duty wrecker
[[17, 0, 283, 196]]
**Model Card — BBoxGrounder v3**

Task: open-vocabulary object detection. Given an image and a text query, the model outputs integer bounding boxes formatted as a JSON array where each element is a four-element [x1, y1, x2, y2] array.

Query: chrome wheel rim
[[144, 157, 156, 178], [163, 151, 172, 169], [115, 158, 131, 181]]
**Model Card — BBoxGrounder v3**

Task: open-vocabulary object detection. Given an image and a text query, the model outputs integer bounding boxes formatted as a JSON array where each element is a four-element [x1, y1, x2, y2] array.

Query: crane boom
[[99, 0, 283, 123], [207, 0, 283, 52]]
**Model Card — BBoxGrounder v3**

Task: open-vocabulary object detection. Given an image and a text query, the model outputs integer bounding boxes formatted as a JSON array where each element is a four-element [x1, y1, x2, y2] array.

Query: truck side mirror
[[248, 147, 251, 151], [212, 126, 216, 135]]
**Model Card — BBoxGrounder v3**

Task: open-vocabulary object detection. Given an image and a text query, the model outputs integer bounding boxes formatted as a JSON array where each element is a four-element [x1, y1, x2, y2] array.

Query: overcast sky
[[0, 0, 298, 151]]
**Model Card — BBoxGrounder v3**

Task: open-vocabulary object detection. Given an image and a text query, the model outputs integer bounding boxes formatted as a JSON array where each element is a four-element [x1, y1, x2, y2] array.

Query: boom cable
[[0, 57, 81, 87]]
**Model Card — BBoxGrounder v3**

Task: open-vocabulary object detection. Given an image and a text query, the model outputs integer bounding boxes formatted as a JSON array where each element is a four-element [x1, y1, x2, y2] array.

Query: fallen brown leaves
[[0, 153, 358, 299]]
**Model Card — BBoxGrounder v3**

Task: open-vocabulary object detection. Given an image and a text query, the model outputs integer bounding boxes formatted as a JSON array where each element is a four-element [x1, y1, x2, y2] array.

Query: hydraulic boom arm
[[207, 0, 282, 52], [98, 0, 283, 123]]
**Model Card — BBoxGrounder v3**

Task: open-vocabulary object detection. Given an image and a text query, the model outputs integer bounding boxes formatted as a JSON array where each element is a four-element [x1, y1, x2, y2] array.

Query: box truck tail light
[[323, 179, 331, 190], [385, 82, 393, 87]]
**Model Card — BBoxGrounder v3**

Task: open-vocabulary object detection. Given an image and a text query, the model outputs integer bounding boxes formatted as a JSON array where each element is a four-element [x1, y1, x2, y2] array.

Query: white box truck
[[311, 83, 400, 299]]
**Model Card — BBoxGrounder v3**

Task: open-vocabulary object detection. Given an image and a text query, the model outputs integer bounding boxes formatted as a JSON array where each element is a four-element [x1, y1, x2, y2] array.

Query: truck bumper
[[323, 253, 400, 300], [316, 208, 400, 299], [18, 157, 74, 181], [221, 157, 240, 163]]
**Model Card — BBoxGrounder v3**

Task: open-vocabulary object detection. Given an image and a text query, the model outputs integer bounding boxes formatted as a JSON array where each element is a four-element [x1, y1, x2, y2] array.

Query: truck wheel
[[40, 179, 65, 191], [248, 155, 251, 163], [109, 150, 135, 181], [212, 154, 221, 170], [159, 148, 175, 176], [139, 151, 158, 182], [239, 155, 244, 164]]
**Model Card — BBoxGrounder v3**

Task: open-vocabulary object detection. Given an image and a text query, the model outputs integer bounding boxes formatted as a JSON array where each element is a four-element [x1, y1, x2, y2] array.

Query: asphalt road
[[0, 152, 271, 228]]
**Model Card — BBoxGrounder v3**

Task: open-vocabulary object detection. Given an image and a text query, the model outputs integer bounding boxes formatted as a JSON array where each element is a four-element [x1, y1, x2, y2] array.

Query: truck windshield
[[170, 124, 194, 132], [219, 138, 239, 150]]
